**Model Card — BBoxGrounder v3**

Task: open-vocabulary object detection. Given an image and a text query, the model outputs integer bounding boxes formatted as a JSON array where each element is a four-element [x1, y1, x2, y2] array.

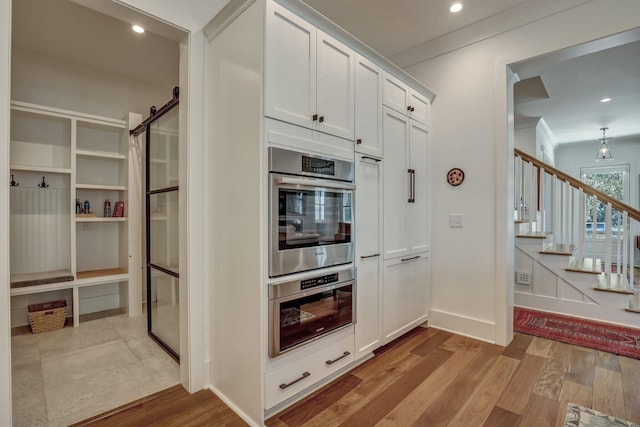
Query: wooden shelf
[[10, 163, 72, 174], [76, 183, 126, 191], [76, 268, 127, 280], [76, 149, 126, 160], [76, 216, 126, 222]]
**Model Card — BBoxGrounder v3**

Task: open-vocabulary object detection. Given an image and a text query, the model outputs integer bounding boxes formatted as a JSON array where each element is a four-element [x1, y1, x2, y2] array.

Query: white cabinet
[[382, 253, 430, 344], [265, 1, 355, 140], [354, 154, 382, 359], [383, 73, 430, 126], [355, 55, 382, 158], [264, 331, 354, 409], [383, 107, 430, 260]]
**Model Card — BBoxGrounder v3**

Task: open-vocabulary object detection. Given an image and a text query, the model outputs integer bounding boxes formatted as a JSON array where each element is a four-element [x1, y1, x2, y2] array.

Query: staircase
[[514, 149, 640, 328]]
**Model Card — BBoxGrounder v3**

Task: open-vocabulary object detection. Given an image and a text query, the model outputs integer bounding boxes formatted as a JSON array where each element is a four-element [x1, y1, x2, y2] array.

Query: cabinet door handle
[[319, 115, 325, 123], [408, 169, 415, 203], [360, 253, 380, 259], [411, 169, 416, 202], [312, 114, 318, 121], [356, 138, 362, 145], [407, 105, 412, 112], [279, 371, 311, 389], [411, 106, 416, 112], [362, 156, 381, 163], [401, 255, 421, 262], [326, 351, 350, 365]]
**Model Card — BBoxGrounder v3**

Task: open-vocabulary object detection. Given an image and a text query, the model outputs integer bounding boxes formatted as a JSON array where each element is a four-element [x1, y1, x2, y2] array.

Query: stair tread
[[593, 273, 633, 294], [540, 244, 575, 255], [516, 231, 552, 239], [566, 257, 602, 274]]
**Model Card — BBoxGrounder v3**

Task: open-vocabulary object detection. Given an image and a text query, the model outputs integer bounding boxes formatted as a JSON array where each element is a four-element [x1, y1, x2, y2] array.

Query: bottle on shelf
[[76, 199, 82, 215], [84, 200, 91, 214], [104, 198, 111, 217]]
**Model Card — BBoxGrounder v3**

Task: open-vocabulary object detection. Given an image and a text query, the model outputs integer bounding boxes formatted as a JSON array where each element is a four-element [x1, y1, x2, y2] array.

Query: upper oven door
[[270, 174, 355, 277]]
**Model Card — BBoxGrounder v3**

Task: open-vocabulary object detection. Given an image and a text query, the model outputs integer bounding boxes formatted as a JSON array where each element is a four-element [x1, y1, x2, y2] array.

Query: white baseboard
[[429, 309, 497, 344]]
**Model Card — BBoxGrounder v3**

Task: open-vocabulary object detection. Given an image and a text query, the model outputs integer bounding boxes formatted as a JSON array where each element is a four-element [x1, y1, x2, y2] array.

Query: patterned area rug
[[564, 403, 639, 427], [514, 307, 640, 359]]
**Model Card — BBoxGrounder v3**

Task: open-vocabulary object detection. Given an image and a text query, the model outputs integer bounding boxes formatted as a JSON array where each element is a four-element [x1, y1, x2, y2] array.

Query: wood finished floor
[[77, 327, 640, 426]]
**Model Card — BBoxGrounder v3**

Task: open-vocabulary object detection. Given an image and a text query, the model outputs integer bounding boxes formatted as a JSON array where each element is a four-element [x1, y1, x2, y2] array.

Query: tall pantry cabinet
[[205, 0, 434, 423]]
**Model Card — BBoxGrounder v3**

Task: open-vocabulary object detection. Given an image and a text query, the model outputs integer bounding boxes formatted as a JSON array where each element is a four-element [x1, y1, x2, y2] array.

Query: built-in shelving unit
[[9, 100, 139, 329]]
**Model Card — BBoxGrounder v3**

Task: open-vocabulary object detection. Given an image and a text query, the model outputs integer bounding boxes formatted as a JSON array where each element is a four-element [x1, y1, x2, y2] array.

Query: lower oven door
[[270, 174, 355, 277], [270, 281, 355, 357]]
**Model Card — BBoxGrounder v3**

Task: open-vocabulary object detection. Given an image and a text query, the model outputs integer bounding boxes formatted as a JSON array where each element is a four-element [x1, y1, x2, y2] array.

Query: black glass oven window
[[279, 284, 353, 352], [278, 188, 351, 250]]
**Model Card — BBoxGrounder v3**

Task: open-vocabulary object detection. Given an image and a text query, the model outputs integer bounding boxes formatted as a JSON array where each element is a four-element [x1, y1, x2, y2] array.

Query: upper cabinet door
[[355, 55, 382, 158], [408, 90, 430, 126], [265, 2, 316, 130], [408, 121, 429, 253], [383, 73, 409, 116], [316, 30, 355, 140]]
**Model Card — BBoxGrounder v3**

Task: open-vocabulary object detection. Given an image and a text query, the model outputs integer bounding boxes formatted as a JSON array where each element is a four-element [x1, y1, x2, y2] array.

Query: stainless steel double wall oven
[[268, 148, 356, 357], [269, 147, 355, 278]]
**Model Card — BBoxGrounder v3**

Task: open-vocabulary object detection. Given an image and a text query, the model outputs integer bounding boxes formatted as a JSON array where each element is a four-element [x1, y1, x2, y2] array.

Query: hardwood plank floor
[[267, 328, 640, 426], [77, 328, 640, 426]]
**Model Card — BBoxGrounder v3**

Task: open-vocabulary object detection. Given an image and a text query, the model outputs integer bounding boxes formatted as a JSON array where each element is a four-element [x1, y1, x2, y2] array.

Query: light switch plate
[[449, 214, 463, 228]]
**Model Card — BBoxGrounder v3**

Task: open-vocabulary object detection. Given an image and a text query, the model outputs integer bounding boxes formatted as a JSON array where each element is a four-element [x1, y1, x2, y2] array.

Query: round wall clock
[[447, 168, 465, 186]]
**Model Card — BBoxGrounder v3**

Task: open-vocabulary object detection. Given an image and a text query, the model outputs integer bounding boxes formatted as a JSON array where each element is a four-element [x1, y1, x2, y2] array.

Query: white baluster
[[617, 210, 624, 281], [551, 176, 557, 244], [592, 195, 598, 272], [605, 203, 612, 281], [539, 168, 546, 232], [577, 189, 585, 262], [530, 162, 537, 231]]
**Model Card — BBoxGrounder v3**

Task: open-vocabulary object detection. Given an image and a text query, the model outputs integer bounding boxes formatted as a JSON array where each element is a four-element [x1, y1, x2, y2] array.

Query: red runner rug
[[514, 307, 640, 359]]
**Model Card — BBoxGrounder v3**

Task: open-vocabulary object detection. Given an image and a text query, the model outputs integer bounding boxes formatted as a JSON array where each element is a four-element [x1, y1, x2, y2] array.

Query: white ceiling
[[11, 0, 640, 147]]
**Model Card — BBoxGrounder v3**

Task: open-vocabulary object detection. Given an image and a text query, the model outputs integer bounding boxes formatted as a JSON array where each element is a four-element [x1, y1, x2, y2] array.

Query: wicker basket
[[28, 300, 68, 334]]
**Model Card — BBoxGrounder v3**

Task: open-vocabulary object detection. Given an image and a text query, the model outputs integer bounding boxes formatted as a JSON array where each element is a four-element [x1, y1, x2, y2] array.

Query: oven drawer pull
[[360, 253, 380, 259], [279, 371, 311, 390], [276, 176, 356, 191], [326, 351, 351, 365], [401, 255, 421, 262]]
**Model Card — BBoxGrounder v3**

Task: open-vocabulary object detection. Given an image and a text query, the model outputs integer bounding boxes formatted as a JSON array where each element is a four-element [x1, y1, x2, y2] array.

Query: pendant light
[[595, 127, 613, 161]]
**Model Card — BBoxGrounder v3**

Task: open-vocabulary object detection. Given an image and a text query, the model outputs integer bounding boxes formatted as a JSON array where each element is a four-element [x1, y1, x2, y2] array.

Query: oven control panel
[[300, 273, 339, 290], [301, 155, 335, 176]]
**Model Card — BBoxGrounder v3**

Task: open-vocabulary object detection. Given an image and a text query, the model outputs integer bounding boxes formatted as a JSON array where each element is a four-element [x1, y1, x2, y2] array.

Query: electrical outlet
[[516, 271, 532, 285]]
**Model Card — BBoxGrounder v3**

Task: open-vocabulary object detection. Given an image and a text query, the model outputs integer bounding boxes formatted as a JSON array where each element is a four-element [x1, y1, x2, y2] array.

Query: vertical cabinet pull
[[411, 169, 416, 202], [319, 116, 325, 123], [326, 351, 350, 365], [312, 114, 318, 121], [407, 105, 412, 112], [279, 371, 311, 389], [356, 138, 362, 145], [408, 169, 416, 203]]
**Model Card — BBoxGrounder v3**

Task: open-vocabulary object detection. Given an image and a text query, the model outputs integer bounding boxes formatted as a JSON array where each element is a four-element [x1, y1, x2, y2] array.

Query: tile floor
[[11, 313, 180, 427]]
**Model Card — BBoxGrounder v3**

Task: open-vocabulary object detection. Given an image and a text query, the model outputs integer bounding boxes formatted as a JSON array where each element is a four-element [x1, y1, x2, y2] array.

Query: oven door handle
[[276, 176, 356, 191]]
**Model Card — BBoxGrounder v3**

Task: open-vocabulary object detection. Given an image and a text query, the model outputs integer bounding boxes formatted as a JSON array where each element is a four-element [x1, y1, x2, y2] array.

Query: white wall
[[403, 0, 640, 344], [12, 48, 170, 119], [515, 124, 536, 156]]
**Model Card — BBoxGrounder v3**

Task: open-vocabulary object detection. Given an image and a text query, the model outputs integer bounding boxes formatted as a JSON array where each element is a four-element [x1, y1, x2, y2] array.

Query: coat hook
[[37, 176, 49, 189], [10, 174, 19, 187]]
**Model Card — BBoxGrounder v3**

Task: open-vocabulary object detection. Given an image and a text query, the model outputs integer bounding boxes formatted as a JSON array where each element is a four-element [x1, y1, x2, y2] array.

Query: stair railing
[[515, 148, 640, 304]]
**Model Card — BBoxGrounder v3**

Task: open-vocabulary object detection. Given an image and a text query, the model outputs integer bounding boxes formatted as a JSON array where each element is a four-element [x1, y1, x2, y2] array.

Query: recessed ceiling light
[[132, 25, 145, 34], [450, 3, 463, 13], [600, 97, 611, 103]]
